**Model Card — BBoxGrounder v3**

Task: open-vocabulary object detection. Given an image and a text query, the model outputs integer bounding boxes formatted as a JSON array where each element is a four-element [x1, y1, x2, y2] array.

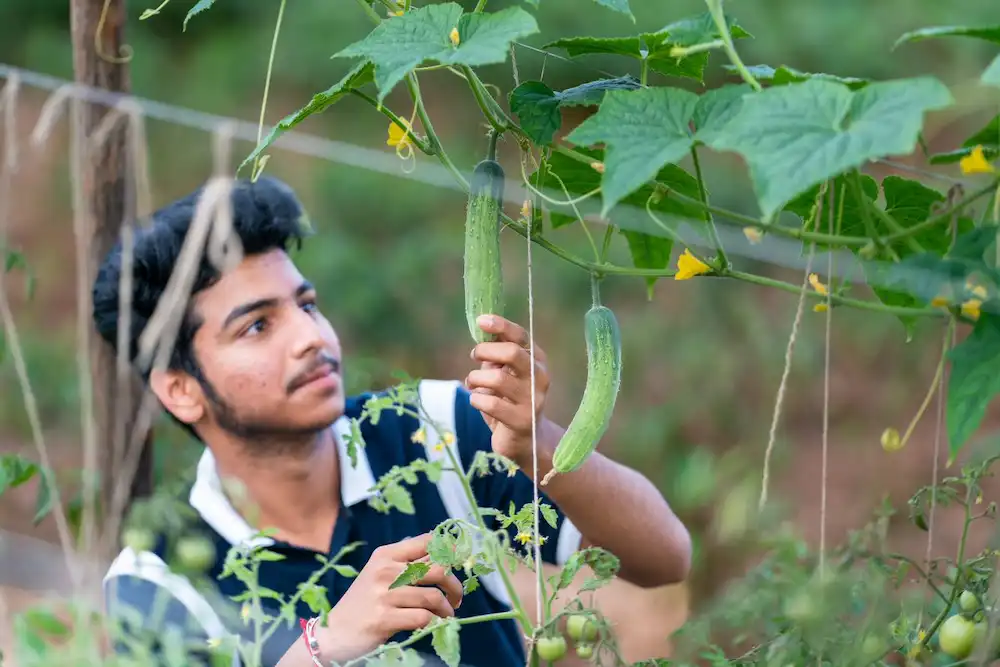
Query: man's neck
[[211, 429, 342, 550]]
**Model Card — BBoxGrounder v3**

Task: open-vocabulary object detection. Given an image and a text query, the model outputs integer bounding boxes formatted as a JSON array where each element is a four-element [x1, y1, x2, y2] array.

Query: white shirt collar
[[187, 415, 376, 548]]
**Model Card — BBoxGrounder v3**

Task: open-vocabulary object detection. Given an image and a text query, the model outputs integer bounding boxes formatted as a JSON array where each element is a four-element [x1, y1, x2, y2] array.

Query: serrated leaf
[[390, 561, 431, 589], [544, 12, 749, 83], [567, 87, 700, 216], [947, 313, 1000, 462], [593, 0, 633, 20], [431, 619, 462, 667], [704, 77, 954, 221], [240, 61, 374, 173], [183, 0, 216, 31], [929, 115, 999, 165], [729, 64, 870, 90], [984, 55, 1000, 88], [333, 564, 359, 578], [509, 76, 641, 146], [335, 3, 538, 101], [894, 25, 1000, 49]]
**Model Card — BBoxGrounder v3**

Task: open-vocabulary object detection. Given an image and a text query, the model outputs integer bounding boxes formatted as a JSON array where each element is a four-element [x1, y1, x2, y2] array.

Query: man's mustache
[[286, 352, 341, 392]]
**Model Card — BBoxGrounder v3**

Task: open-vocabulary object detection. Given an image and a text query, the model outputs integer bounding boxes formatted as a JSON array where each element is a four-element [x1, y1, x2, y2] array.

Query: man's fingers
[[387, 585, 455, 619], [466, 368, 524, 404], [417, 564, 465, 609], [468, 391, 528, 431], [472, 342, 548, 377], [387, 608, 438, 633], [378, 533, 432, 562]]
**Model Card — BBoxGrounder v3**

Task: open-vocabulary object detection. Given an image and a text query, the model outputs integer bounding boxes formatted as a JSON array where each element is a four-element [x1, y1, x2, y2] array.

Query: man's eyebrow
[[221, 282, 315, 331], [222, 298, 278, 330]]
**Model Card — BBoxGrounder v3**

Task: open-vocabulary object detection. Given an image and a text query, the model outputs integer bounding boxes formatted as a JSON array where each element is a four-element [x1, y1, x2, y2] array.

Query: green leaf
[[184, 0, 217, 31], [509, 76, 640, 146], [947, 313, 1000, 462], [22, 609, 70, 639], [730, 64, 870, 90], [929, 115, 999, 165], [431, 618, 462, 667], [881, 176, 974, 254], [691, 83, 753, 145], [784, 174, 878, 241], [390, 561, 431, 589], [255, 549, 287, 562], [984, 55, 1000, 88], [33, 469, 53, 525], [894, 25, 1000, 49], [566, 87, 700, 216], [593, 0, 632, 20], [704, 77, 954, 221], [335, 3, 538, 101], [0, 454, 39, 494], [544, 12, 749, 83], [240, 61, 374, 173], [534, 148, 701, 295], [333, 564, 359, 578]]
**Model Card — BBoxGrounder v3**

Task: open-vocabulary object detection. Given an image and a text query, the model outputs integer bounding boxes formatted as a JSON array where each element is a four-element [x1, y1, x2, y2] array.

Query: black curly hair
[[92, 175, 311, 437]]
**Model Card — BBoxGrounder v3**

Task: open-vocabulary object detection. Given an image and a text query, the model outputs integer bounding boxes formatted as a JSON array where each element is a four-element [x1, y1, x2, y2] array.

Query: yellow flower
[[240, 603, 251, 623], [743, 226, 763, 244], [590, 161, 605, 174], [931, 295, 950, 308], [449, 27, 460, 46], [515, 532, 532, 545], [674, 248, 711, 280], [411, 427, 427, 444], [966, 280, 988, 300], [442, 431, 456, 447], [960, 145, 996, 174], [387, 119, 413, 150], [961, 298, 982, 321], [809, 273, 830, 312]]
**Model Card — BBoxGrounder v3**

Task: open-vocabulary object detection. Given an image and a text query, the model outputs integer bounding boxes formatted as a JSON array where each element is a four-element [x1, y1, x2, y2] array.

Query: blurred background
[[1, 0, 999, 663]]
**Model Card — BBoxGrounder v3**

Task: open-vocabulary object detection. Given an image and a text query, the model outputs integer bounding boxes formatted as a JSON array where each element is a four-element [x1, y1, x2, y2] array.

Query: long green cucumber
[[542, 304, 622, 485], [463, 136, 505, 344]]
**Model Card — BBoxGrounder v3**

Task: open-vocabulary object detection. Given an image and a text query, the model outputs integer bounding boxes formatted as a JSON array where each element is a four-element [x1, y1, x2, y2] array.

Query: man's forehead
[[194, 250, 306, 316]]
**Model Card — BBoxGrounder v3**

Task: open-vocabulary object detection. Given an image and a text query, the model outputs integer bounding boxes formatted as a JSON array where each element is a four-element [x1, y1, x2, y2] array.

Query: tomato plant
[[2, 0, 1000, 666]]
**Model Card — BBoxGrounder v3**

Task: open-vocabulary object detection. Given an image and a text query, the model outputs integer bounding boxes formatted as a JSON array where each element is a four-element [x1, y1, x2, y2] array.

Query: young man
[[93, 176, 692, 667]]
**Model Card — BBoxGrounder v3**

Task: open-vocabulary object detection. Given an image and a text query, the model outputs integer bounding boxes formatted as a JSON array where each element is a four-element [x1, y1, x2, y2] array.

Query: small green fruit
[[566, 614, 598, 642]]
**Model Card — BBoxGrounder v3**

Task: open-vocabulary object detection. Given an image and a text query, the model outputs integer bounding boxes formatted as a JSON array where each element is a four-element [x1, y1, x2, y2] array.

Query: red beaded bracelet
[[298, 617, 324, 667]]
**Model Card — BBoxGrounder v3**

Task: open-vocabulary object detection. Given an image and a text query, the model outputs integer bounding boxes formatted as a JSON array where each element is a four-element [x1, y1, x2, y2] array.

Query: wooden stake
[[70, 0, 153, 557]]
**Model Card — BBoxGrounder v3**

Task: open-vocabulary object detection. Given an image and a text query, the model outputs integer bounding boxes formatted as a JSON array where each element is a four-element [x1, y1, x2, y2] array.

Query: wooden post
[[70, 0, 153, 556]]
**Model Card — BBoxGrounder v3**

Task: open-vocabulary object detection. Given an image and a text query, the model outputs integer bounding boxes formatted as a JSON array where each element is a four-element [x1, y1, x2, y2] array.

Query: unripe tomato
[[122, 527, 155, 553], [575, 643, 594, 660], [939, 614, 977, 659], [860, 634, 885, 663], [960, 590, 980, 614], [566, 614, 598, 642], [536, 635, 567, 663], [175, 536, 215, 572]]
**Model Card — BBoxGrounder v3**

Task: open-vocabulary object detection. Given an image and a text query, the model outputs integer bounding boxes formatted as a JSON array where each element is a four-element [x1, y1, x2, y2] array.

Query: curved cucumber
[[463, 157, 505, 344], [543, 304, 622, 483]]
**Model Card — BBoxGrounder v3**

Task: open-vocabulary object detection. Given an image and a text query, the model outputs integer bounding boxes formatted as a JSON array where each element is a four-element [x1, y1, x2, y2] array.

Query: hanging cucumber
[[542, 278, 622, 485], [464, 131, 505, 344]]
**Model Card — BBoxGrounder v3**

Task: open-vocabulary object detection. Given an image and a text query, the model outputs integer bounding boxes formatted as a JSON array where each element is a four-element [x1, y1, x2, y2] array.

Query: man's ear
[[149, 368, 205, 425]]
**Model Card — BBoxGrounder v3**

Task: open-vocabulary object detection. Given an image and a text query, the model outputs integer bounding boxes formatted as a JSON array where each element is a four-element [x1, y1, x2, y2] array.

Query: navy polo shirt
[[103, 379, 582, 667]]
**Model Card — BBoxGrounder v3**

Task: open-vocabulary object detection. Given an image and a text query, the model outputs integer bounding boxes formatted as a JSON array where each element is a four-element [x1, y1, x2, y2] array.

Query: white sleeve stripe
[[417, 379, 513, 609], [104, 547, 229, 640], [556, 518, 582, 566]]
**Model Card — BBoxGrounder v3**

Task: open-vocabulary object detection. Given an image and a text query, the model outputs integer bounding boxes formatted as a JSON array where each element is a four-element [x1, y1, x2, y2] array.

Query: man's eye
[[302, 301, 319, 314], [244, 318, 267, 336]]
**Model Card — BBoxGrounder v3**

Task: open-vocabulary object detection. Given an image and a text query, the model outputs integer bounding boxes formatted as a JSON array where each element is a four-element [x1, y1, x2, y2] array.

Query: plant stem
[[342, 611, 520, 667], [352, 0, 382, 24], [705, 0, 761, 92], [251, 0, 288, 181], [461, 65, 510, 132], [600, 223, 614, 263], [405, 73, 469, 191], [474, 0, 487, 10], [591, 272, 602, 307], [920, 495, 973, 649], [898, 319, 954, 448], [443, 443, 533, 632], [350, 90, 434, 155], [690, 145, 727, 269], [882, 180, 999, 244]]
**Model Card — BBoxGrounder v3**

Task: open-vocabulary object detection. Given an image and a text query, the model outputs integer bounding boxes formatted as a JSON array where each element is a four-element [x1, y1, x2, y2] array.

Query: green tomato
[[575, 643, 594, 660], [122, 527, 155, 553], [939, 614, 977, 660], [859, 634, 885, 663], [566, 614, 598, 642], [536, 635, 567, 663], [175, 536, 216, 572], [960, 590, 980, 614]]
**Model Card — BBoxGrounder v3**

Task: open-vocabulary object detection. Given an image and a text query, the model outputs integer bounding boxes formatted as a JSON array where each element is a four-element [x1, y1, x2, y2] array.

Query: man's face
[[168, 248, 345, 445]]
